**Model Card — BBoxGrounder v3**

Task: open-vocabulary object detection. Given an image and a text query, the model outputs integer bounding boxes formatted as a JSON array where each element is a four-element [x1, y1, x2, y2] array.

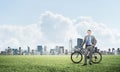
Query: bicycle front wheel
[[71, 52, 83, 64], [92, 52, 102, 64]]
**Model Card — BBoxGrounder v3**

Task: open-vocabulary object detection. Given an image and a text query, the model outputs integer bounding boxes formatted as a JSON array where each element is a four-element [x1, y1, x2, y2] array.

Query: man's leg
[[89, 46, 93, 64], [84, 48, 88, 64]]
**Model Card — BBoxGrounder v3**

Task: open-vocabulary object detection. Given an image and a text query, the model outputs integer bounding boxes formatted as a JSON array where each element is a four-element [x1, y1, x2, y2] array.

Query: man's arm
[[81, 36, 86, 48], [92, 36, 97, 46]]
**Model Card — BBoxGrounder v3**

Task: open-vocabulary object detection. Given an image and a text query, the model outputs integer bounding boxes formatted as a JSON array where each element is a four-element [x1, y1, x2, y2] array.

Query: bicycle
[[71, 47, 102, 64]]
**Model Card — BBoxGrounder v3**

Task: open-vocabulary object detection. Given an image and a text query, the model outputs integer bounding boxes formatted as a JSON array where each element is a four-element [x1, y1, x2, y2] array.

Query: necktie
[[88, 36, 91, 45]]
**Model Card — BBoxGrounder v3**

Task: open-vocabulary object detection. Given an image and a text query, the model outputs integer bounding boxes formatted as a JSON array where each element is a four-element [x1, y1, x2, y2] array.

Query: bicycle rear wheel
[[71, 52, 83, 64], [92, 52, 102, 64]]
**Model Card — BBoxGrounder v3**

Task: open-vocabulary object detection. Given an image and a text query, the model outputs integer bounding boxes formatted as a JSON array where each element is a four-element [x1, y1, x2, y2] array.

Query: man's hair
[[87, 30, 91, 32]]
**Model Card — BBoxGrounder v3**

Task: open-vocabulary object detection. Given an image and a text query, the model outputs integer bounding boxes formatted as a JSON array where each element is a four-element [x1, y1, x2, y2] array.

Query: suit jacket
[[81, 35, 97, 49]]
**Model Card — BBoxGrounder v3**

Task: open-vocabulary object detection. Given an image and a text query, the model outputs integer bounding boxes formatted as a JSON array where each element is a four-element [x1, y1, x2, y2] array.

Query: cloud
[[74, 17, 120, 50], [38, 11, 80, 49], [39, 11, 70, 42], [0, 11, 120, 51], [0, 24, 43, 51]]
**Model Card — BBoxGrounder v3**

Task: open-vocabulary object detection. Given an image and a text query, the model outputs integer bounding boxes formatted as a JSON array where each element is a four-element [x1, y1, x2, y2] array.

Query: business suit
[[81, 35, 97, 64]]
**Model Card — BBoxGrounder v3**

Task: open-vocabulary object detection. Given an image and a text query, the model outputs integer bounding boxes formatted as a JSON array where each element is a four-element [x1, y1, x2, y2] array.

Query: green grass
[[0, 55, 120, 72]]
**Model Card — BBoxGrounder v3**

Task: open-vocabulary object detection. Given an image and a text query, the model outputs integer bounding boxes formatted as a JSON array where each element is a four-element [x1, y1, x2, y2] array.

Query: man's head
[[87, 30, 92, 35]]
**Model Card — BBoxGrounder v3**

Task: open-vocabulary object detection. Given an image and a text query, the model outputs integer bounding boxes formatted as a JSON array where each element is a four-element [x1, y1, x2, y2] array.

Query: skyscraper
[[60, 46, 64, 54], [43, 46, 47, 55], [69, 39, 73, 53], [27, 46, 30, 55], [32, 49, 34, 55], [19, 47, 22, 55], [37, 45, 43, 55], [50, 49, 55, 55], [7, 47, 12, 55], [77, 38, 83, 48], [54, 46, 64, 55]]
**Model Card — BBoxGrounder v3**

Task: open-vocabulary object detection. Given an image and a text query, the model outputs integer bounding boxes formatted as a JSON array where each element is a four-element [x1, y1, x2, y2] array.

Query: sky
[[0, 0, 120, 51]]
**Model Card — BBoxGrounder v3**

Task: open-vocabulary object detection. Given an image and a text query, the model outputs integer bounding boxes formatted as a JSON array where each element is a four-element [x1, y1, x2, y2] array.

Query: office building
[[19, 47, 22, 55], [37, 45, 43, 55], [50, 49, 55, 55], [69, 39, 73, 53], [77, 38, 83, 48], [27, 46, 30, 55]]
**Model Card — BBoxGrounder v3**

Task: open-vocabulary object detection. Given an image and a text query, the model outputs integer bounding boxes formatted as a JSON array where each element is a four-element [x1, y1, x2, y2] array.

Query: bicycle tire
[[71, 52, 83, 64], [92, 52, 102, 64]]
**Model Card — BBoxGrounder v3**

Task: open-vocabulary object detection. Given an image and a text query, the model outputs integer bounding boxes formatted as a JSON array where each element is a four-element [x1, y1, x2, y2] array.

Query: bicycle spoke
[[71, 52, 83, 63], [92, 52, 102, 63]]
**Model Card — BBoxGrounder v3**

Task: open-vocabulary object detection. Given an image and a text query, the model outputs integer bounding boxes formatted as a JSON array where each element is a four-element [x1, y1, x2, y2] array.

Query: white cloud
[[75, 17, 120, 50], [0, 24, 43, 51], [0, 11, 120, 51]]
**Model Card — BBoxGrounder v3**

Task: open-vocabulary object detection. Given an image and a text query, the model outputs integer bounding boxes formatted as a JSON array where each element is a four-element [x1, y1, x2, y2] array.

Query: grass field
[[0, 55, 120, 72]]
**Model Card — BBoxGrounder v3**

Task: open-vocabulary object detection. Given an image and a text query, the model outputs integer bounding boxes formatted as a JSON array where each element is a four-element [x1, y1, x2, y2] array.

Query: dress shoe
[[89, 62, 92, 65], [82, 64, 87, 66]]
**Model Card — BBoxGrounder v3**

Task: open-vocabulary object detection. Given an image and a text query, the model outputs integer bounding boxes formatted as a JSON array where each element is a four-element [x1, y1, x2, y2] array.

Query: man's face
[[87, 31, 91, 35]]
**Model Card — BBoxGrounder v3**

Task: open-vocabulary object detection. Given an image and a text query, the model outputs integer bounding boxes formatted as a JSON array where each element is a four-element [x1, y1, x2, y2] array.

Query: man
[[81, 30, 97, 66]]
